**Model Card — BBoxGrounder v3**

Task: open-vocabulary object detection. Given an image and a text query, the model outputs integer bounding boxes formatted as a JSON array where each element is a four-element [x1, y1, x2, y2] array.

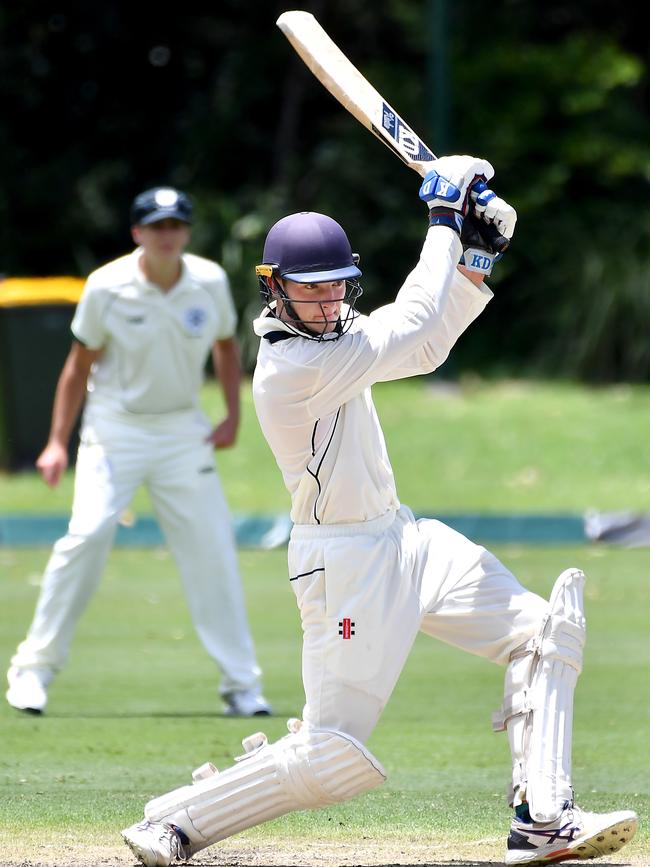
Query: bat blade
[[277, 11, 510, 254], [276, 10, 436, 177]]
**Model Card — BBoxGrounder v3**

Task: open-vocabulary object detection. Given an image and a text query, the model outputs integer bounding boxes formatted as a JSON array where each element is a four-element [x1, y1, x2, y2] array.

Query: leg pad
[[145, 724, 386, 854], [494, 568, 586, 822]]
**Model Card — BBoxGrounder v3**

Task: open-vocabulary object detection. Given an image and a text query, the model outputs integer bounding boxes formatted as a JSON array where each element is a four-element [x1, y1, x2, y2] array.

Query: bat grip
[[470, 181, 510, 253]]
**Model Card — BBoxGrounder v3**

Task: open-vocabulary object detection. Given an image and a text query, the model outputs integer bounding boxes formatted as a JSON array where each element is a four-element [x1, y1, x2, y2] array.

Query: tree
[[1, 0, 649, 379]]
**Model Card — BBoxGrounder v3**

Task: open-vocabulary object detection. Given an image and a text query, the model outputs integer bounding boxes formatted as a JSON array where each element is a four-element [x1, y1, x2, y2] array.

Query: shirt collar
[[130, 247, 189, 294]]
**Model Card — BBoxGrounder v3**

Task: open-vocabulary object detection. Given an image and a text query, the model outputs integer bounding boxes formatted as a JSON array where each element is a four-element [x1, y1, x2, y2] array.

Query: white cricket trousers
[[11, 407, 261, 693], [289, 505, 548, 744]]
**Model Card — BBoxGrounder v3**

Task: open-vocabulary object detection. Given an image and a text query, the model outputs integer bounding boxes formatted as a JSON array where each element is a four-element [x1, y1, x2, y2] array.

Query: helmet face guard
[[256, 268, 362, 340], [255, 212, 363, 340]]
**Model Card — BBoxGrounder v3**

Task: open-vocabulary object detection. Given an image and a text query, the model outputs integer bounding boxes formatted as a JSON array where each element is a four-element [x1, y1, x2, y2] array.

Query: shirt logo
[[338, 618, 355, 639], [184, 306, 207, 336]]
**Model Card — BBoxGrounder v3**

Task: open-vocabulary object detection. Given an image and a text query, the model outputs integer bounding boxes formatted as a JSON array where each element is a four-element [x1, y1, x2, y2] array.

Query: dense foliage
[[1, 1, 649, 379]]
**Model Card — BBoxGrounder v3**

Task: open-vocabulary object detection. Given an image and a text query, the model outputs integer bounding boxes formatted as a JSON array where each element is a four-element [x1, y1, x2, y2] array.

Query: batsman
[[122, 155, 638, 865]]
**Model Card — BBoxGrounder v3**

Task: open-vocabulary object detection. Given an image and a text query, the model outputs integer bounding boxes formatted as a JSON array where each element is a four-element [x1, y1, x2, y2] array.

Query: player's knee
[[283, 725, 387, 806], [494, 568, 587, 730], [63, 512, 122, 547]]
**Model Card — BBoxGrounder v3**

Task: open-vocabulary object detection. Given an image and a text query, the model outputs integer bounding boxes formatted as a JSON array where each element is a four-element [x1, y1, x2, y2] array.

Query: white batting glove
[[457, 179, 518, 275], [472, 184, 517, 241], [419, 155, 495, 236]]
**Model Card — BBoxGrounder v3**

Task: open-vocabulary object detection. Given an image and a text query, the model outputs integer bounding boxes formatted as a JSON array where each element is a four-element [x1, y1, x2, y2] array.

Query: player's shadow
[[41, 708, 295, 719], [44, 710, 227, 719]]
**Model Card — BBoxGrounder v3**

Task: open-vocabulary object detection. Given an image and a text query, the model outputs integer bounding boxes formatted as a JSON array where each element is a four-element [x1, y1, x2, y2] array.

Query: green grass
[[4, 377, 650, 514], [1, 545, 648, 861], [1, 378, 649, 862]]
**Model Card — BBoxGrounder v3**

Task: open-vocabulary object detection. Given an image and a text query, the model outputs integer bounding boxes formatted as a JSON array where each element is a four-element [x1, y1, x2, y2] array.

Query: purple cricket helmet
[[255, 211, 363, 340], [261, 212, 361, 282]]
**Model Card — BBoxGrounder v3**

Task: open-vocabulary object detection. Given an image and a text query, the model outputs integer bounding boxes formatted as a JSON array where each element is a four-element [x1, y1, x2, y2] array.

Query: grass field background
[[1, 378, 649, 864], [6, 377, 650, 514]]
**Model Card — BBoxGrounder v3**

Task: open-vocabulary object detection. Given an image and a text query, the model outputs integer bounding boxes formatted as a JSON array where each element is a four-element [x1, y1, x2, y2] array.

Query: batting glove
[[460, 187, 517, 276], [471, 182, 517, 242], [419, 155, 494, 236]]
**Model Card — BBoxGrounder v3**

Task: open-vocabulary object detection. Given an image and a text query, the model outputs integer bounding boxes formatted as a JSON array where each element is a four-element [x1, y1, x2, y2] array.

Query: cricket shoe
[[121, 820, 190, 866], [222, 688, 272, 717], [505, 802, 638, 864], [6, 666, 51, 714]]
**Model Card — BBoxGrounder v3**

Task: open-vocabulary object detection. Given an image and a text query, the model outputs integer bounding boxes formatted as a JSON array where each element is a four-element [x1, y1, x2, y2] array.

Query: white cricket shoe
[[222, 688, 272, 717], [121, 820, 189, 866], [505, 802, 638, 864], [6, 666, 51, 714]]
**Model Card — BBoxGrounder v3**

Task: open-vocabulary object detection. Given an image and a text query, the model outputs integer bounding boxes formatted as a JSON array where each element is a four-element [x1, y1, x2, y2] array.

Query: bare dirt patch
[[2, 837, 645, 867]]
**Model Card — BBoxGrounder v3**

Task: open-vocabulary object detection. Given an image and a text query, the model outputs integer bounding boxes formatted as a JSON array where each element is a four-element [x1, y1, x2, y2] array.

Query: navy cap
[[262, 212, 361, 283], [130, 187, 193, 226]]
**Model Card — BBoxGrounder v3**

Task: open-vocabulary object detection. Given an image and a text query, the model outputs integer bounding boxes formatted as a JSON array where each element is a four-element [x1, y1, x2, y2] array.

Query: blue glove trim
[[428, 208, 463, 236], [419, 171, 461, 205]]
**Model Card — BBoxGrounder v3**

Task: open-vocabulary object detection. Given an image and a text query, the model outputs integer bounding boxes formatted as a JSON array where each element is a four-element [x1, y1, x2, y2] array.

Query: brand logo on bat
[[382, 103, 435, 162]]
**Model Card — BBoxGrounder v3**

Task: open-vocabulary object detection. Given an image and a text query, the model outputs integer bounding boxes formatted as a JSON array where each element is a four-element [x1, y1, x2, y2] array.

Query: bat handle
[[470, 181, 510, 253]]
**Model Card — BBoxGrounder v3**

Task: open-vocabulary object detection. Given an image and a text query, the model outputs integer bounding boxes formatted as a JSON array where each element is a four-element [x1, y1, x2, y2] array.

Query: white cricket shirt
[[253, 226, 492, 526], [72, 249, 237, 416]]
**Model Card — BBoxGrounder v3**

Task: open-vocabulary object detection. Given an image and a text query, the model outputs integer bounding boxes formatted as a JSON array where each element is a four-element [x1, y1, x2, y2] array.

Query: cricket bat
[[277, 10, 435, 176], [276, 10, 508, 252]]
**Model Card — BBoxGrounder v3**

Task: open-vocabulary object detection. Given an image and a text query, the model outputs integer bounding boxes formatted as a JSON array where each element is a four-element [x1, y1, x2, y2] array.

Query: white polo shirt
[[253, 227, 492, 526], [72, 249, 237, 416]]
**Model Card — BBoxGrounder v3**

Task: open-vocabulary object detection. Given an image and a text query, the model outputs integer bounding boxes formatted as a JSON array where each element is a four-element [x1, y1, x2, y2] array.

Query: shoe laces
[[561, 799, 578, 824], [140, 822, 185, 860], [167, 823, 190, 860]]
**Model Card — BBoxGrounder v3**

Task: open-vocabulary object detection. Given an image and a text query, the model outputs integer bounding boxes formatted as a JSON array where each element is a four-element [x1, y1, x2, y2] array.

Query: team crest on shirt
[[183, 306, 208, 336]]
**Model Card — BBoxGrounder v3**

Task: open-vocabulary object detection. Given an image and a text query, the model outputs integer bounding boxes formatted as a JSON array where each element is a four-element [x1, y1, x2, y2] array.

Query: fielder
[[122, 157, 637, 865], [6, 186, 270, 719]]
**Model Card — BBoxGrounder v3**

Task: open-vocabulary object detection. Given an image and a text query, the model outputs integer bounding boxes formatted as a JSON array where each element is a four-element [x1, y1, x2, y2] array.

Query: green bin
[[0, 277, 84, 470]]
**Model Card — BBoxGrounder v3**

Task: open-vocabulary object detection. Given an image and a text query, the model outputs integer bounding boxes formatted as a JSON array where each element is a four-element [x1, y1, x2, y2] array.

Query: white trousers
[[289, 506, 548, 744], [12, 407, 261, 693]]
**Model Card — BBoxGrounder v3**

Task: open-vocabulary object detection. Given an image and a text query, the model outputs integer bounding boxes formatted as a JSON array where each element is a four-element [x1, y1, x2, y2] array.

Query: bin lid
[[0, 277, 84, 307]]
